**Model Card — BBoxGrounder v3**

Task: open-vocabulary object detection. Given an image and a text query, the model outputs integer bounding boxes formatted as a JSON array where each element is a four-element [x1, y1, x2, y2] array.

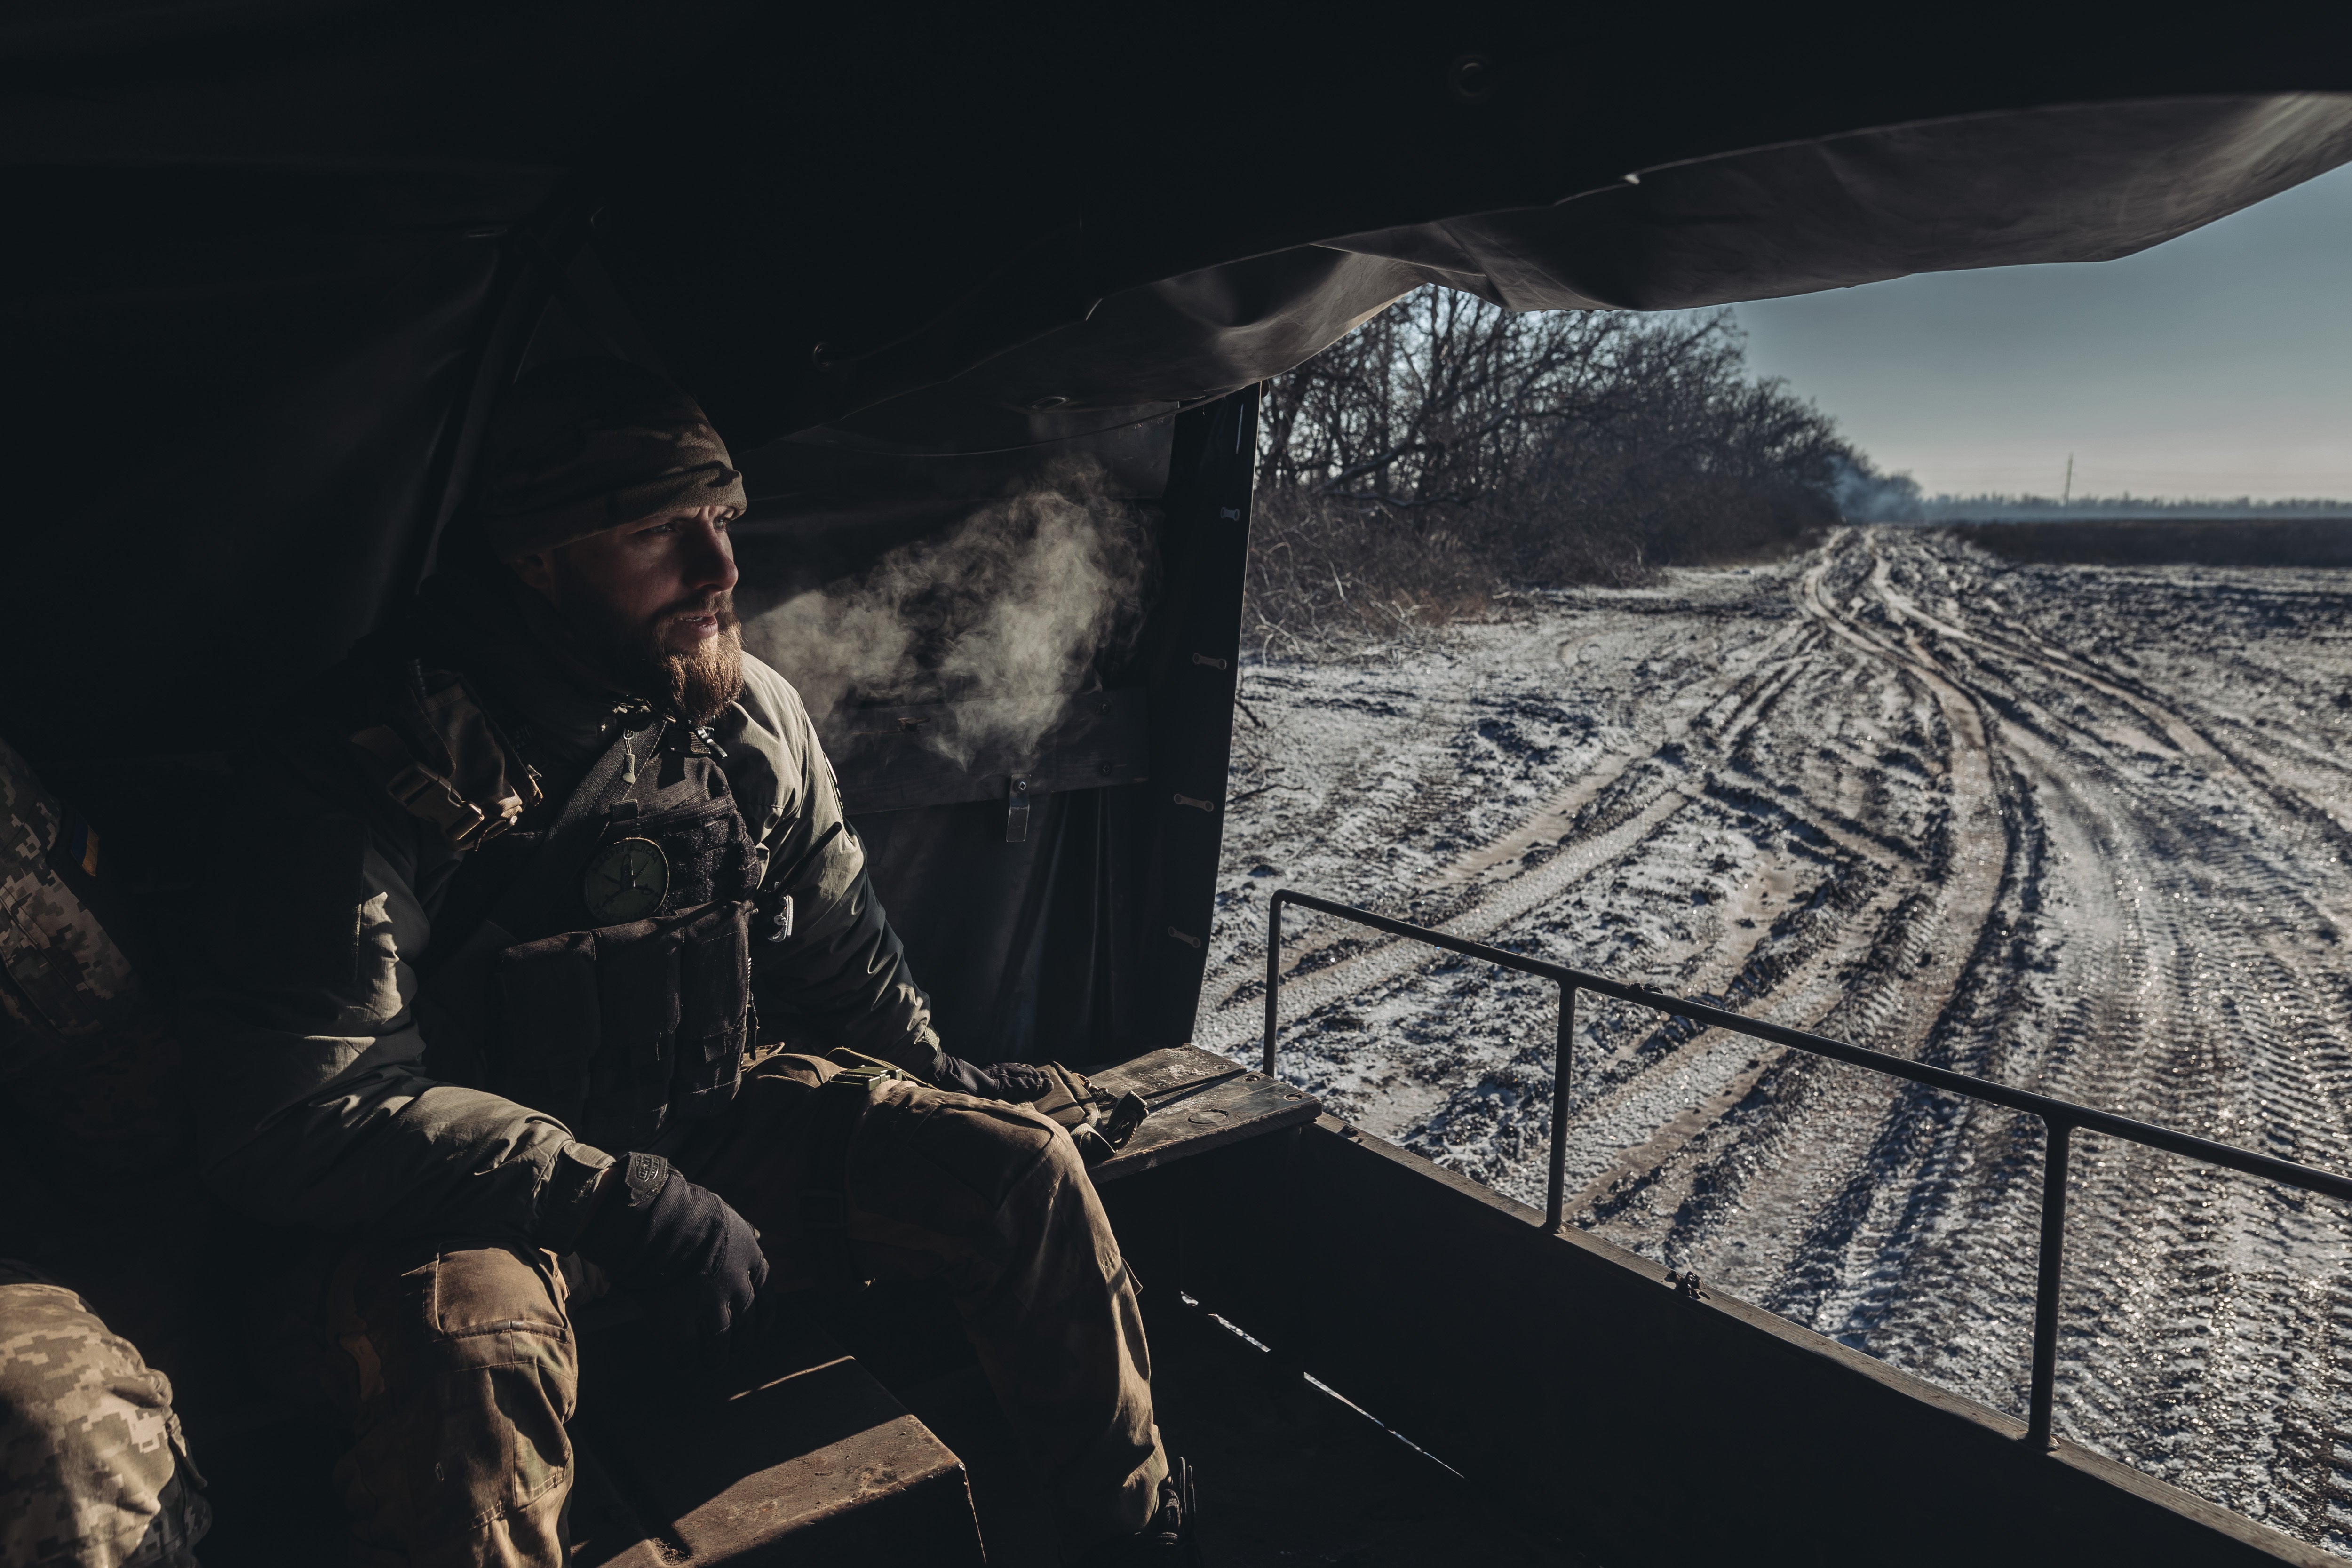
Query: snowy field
[[1202, 525, 2352, 1552]]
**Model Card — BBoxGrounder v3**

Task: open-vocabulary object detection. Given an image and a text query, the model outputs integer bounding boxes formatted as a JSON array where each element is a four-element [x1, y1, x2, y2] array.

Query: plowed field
[[1204, 525, 2352, 1553]]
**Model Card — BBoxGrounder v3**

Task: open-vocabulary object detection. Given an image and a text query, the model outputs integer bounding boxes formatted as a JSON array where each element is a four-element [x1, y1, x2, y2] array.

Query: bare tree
[[1247, 290, 1862, 653]]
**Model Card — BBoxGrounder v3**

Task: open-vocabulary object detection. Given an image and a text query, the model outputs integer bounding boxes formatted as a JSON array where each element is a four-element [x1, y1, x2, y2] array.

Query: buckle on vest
[[825, 1063, 909, 1095]]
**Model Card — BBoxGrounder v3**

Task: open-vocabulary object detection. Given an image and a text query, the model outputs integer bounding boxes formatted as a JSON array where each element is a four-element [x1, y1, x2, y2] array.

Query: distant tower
[[2063, 454, 2074, 505]]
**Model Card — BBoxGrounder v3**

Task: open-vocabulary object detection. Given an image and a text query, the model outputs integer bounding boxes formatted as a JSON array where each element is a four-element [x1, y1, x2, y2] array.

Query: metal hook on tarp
[[1006, 776, 1031, 843]]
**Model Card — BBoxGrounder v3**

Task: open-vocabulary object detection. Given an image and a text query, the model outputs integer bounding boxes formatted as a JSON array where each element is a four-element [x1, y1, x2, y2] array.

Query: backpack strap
[[345, 659, 544, 850]]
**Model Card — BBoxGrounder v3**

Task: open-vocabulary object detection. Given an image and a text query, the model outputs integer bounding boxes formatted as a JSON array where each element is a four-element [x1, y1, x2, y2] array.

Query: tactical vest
[[353, 666, 768, 1154]]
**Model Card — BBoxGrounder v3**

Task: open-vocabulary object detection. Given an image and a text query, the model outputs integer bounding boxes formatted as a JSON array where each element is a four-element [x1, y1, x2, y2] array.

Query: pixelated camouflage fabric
[[0, 1272, 208, 1568], [0, 740, 188, 1226], [1, 739, 140, 1065], [0, 741, 196, 1332]]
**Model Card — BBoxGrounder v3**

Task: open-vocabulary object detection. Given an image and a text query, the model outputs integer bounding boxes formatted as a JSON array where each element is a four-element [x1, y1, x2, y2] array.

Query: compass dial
[[583, 836, 669, 923]]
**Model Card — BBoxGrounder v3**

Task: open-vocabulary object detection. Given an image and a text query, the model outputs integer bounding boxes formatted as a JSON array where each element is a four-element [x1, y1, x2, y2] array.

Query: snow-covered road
[[1204, 526, 2352, 1552]]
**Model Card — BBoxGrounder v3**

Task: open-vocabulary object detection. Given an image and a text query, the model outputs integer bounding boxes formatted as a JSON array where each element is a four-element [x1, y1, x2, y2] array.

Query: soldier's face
[[519, 504, 740, 654], [514, 505, 747, 721]]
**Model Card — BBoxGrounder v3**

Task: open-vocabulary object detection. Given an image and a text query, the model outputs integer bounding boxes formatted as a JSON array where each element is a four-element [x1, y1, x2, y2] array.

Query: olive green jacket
[[177, 570, 935, 1242]]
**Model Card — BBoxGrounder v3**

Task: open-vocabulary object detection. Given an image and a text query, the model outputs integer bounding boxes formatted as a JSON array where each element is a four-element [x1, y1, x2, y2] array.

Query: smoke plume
[[1829, 453, 1925, 524], [743, 459, 1152, 767]]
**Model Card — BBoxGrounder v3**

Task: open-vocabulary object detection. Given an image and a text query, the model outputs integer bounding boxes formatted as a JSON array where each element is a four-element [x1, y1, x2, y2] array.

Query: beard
[[654, 611, 747, 729], [557, 574, 747, 728]]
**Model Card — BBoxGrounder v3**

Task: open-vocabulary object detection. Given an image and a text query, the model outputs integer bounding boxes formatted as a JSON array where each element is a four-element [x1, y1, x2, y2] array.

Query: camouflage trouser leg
[[0, 1265, 209, 1568], [317, 1242, 576, 1568], [675, 1053, 1168, 1557]]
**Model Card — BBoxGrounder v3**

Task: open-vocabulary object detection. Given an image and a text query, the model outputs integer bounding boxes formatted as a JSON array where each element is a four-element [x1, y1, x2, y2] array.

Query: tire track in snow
[[1212, 531, 2352, 1554]]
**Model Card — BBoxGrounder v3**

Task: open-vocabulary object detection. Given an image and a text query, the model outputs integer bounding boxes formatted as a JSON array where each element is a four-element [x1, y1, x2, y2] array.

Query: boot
[[1077, 1456, 1200, 1566]]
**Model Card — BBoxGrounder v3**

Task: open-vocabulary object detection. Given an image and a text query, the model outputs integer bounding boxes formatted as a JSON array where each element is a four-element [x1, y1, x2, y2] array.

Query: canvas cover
[[4, 4, 2350, 1051]]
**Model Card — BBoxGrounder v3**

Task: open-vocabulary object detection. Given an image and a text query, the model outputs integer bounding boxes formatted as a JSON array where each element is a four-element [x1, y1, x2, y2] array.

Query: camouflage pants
[[308, 1241, 576, 1568], [0, 1264, 209, 1568], [310, 1053, 1163, 1566]]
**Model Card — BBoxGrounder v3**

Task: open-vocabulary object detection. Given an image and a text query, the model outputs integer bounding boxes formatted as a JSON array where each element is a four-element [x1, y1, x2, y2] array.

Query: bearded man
[[176, 359, 1191, 1566]]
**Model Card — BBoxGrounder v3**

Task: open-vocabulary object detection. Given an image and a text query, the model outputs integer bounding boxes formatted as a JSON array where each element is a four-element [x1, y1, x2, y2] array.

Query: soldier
[[2, 738, 211, 1568], [173, 359, 1195, 1566]]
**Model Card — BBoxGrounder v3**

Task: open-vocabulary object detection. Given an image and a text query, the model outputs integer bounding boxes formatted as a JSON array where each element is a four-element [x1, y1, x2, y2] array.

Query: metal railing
[[1263, 888, 2352, 1449]]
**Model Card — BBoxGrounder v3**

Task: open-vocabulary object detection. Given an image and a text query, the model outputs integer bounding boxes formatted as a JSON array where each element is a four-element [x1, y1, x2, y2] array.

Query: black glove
[[577, 1152, 768, 1344], [931, 1053, 1056, 1102]]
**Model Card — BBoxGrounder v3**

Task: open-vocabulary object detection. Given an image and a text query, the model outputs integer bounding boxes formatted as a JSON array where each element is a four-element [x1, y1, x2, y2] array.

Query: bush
[[1248, 290, 1890, 652]]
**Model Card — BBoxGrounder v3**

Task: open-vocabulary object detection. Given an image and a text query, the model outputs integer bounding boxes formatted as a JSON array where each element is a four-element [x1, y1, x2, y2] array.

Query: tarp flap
[[1323, 95, 2352, 312], [1, 165, 543, 760], [11, 6, 2352, 747], [13, 10, 2352, 462], [785, 95, 2352, 448], [816, 398, 1258, 1061], [826, 692, 1150, 817]]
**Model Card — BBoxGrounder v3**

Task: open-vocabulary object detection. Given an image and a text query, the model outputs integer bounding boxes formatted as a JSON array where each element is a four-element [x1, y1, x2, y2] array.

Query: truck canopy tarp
[[7, 6, 2349, 1054]]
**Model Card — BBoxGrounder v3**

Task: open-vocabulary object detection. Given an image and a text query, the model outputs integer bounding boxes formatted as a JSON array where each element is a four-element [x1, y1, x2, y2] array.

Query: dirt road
[[1205, 526, 2352, 1552]]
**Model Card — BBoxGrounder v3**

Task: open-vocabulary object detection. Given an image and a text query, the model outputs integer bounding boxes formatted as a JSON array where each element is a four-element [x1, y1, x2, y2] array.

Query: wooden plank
[[573, 1313, 984, 1566], [567, 1443, 675, 1567], [1085, 1043, 1246, 1098], [1084, 1045, 1319, 1184], [672, 1361, 976, 1563]]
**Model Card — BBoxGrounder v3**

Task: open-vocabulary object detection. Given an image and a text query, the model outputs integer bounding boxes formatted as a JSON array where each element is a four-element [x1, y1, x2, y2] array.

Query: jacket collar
[[413, 565, 657, 771]]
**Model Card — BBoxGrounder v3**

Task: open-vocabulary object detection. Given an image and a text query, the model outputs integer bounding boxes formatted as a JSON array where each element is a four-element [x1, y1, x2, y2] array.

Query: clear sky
[[1726, 162, 2352, 501]]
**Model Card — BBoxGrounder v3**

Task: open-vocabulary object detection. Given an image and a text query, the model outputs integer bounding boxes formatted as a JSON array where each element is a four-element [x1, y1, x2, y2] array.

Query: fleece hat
[[471, 358, 746, 560]]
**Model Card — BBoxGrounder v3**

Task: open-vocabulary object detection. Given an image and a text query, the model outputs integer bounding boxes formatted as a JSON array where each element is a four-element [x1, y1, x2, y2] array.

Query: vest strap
[[346, 664, 544, 848]]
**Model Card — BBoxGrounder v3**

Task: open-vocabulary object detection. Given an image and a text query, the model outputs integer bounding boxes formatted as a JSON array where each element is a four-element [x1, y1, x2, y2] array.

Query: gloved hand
[[931, 1052, 1056, 1102], [577, 1152, 768, 1345]]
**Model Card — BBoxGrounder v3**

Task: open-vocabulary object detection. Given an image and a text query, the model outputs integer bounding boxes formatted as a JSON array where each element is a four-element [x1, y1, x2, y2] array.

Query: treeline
[[1915, 494, 2352, 523], [1247, 289, 1892, 652]]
